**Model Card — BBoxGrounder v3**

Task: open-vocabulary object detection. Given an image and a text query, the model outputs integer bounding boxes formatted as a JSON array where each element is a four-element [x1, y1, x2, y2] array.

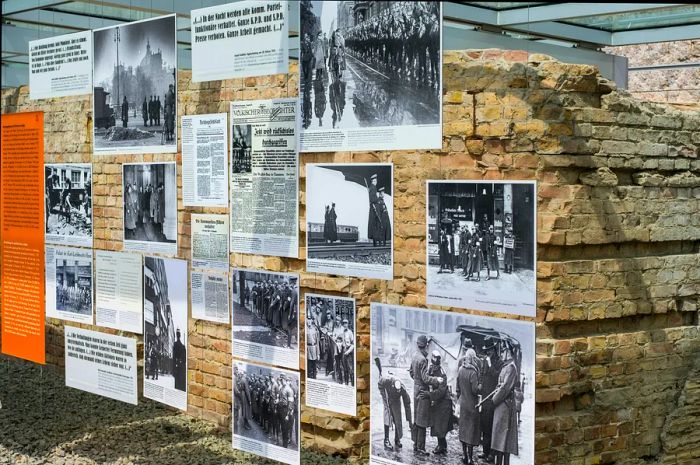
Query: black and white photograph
[[231, 124, 252, 174], [45, 246, 94, 324], [92, 14, 177, 155], [232, 268, 299, 369], [370, 303, 535, 465], [426, 181, 537, 317], [299, 1, 442, 152], [143, 256, 188, 411], [122, 162, 178, 255], [45, 164, 93, 247], [307, 163, 393, 280], [232, 361, 300, 465], [305, 293, 356, 416]]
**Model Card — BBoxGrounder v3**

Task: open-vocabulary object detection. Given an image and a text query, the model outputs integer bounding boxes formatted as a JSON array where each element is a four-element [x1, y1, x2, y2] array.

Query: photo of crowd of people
[[426, 181, 537, 317], [233, 361, 300, 465], [306, 164, 393, 280], [123, 162, 177, 254], [232, 269, 299, 369], [55, 256, 93, 317], [299, 1, 442, 152], [371, 303, 534, 465], [45, 164, 92, 247], [231, 124, 252, 174]]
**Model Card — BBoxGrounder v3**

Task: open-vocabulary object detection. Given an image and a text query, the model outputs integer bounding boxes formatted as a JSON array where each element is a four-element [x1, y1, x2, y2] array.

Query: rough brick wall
[[1, 51, 698, 465]]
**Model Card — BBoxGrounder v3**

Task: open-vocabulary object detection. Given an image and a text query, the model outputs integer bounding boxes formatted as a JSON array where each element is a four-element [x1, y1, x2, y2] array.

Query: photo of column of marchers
[[300, 1, 440, 132], [233, 362, 300, 456], [306, 295, 355, 385], [306, 164, 393, 279], [232, 270, 299, 351], [123, 163, 177, 250], [371, 304, 534, 465], [144, 257, 187, 399], [93, 15, 177, 154], [426, 181, 537, 317], [45, 164, 92, 246], [55, 254, 92, 317]]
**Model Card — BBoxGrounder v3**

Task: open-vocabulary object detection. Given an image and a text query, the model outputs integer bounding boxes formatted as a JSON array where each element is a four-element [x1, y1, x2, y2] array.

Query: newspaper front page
[[230, 98, 299, 258]]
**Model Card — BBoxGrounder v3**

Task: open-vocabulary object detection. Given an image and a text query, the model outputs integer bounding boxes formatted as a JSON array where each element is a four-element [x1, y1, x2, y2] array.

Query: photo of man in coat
[[376, 357, 412, 451], [172, 328, 187, 391]]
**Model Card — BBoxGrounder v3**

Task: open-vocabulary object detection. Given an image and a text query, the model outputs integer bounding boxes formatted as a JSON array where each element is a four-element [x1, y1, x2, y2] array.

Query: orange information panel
[[1, 112, 46, 364]]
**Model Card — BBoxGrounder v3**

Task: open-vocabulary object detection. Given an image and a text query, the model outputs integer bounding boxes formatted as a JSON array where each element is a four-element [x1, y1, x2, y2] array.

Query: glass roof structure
[[2, 1, 699, 88]]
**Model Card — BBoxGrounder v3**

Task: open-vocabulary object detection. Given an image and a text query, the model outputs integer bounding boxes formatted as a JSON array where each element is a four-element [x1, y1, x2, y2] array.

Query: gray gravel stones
[[0, 358, 352, 465]]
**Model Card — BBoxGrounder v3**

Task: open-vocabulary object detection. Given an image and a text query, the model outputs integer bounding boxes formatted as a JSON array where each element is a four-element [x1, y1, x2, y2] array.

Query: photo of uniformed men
[[306, 295, 356, 383], [92, 15, 177, 154], [426, 181, 537, 317], [306, 163, 394, 280], [232, 269, 299, 368], [55, 254, 93, 317], [143, 256, 188, 411], [45, 164, 93, 247], [371, 303, 535, 465], [233, 361, 300, 464]]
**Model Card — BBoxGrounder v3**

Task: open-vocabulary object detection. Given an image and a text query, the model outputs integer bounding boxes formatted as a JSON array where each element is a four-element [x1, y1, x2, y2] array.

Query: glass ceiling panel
[[564, 5, 700, 32], [50, 1, 157, 22], [466, 2, 547, 11]]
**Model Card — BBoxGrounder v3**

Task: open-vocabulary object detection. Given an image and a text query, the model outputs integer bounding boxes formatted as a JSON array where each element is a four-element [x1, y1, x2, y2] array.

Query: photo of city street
[[299, 1, 442, 151], [92, 15, 177, 154]]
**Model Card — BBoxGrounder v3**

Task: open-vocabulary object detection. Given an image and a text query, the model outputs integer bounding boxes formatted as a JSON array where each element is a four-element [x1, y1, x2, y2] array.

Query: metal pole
[[115, 27, 121, 111]]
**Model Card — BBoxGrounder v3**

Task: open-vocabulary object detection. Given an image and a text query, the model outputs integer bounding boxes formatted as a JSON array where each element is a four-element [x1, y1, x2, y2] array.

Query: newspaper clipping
[[45, 246, 93, 324], [232, 360, 301, 465], [232, 268, 299, 369], [122, 162, 178, 256], [182, 113, 228, 207], [44, 163, 93, 247], [306, 163, 393, 280], [192, 214, 229, 271], [95, 250, 143, 334], [92, 15, 177, 155], [230, 98, 299, 258], [65, 326, 138, 405], [191, 271, 230, 325], [191, 0, 289, 81], [426, 181, 537, 317], [144, 256, 188, 411], [370, 303, 535, 465], [299, 1, 442, 152], [29, 30, 92, 100], [305, 293, 356, 416]]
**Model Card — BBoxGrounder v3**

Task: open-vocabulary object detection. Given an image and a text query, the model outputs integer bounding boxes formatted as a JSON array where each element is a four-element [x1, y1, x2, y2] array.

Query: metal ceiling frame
[[2, 1, 698, 88]]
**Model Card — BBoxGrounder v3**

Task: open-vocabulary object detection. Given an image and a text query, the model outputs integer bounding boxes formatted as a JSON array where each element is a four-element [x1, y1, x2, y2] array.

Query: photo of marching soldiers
[[371, 304, 534, 465], [93, 15, 177, 154], [426, 181, 537, 317], [55, 254, 93, 318], [45, 164, 92, 247], [231, 124, 252, 174], [122, 163, 177, 254], [232, 269, 299, 369], [233, 361, 301, 465], [299, 2, 441, 145], [306, 164, 393, 280], [144, 256, 188, 411]]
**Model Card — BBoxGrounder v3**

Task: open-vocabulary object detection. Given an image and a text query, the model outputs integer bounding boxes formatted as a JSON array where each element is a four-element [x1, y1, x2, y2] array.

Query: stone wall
[[1, 50, 698, 465]]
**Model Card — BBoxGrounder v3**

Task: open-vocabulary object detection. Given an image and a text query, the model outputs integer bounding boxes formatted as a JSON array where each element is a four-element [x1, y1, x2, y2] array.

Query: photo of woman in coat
[[457, 350, 481, 465]]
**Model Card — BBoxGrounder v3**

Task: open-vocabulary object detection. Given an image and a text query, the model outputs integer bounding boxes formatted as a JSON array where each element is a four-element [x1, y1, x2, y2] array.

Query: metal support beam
[[498, 3, 683, 26], [2, 0, 71, 16]]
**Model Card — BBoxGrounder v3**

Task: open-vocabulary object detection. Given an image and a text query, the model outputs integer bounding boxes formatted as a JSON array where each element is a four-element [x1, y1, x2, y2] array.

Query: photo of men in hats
[[371, 303, 535, 465]]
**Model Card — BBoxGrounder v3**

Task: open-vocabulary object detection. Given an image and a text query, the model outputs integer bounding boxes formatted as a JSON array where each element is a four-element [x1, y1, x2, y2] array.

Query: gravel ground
[[0, 357, 352, 465]]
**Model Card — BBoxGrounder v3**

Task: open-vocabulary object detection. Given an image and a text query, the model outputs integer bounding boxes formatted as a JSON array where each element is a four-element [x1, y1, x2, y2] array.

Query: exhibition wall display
[[29, 30, 92, 100]]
